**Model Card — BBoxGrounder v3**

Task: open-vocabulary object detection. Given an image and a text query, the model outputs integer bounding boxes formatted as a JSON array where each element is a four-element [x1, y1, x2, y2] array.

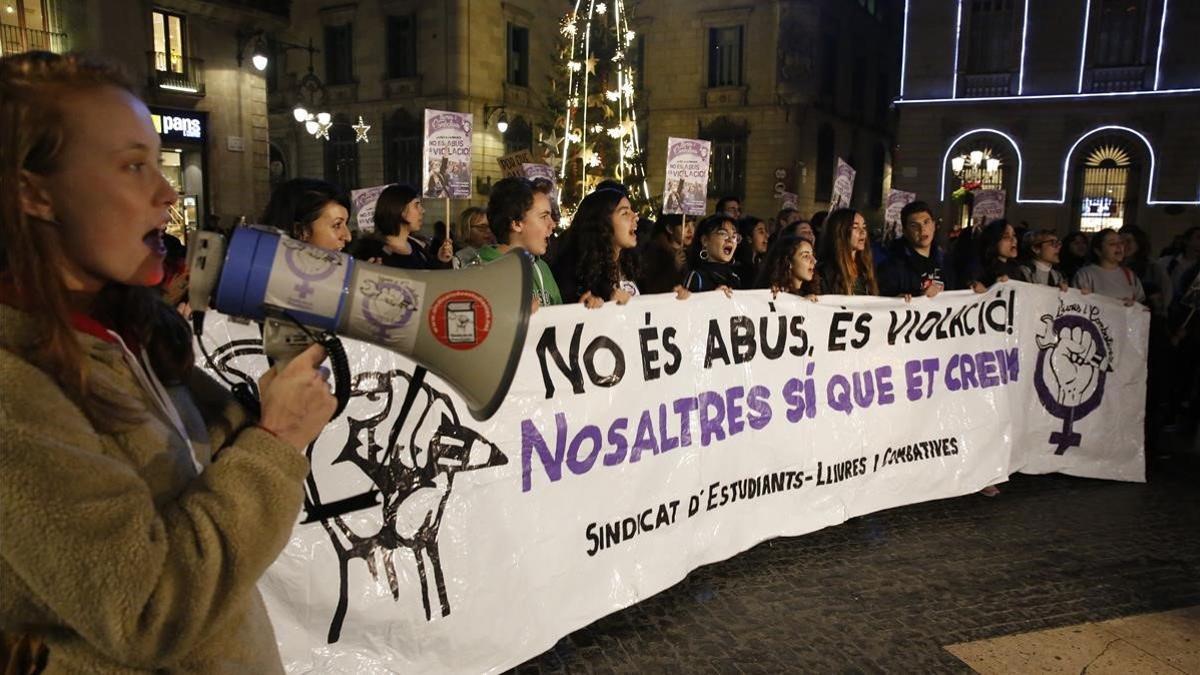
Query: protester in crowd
[[1059, 231, 1090, 281], [349, 184, 453, 269], [638, 213, 693, 295], [734, 215, 770, 286], [715, 195, 742, 219], [1074, 228, 1145, 305], [260, 176, 352, 252], [477, 176, 561, 306], [594, 178, 630, 198], [0, 50, 336, 673], [877, 200, 951, 298], [1120, 225, 1171, 316], [816, 208, 879, 296], [756, 235, 821, 300], [810, 210, 829, 241], [551, 188, 641, 307], [967, 219, 1026, 290], [1159, 226, 1199, 306], [774, 207, 801, 236], [684, 213, 743, 293], [1019, 229, 1069, 289], [451, 206, 493, 268]]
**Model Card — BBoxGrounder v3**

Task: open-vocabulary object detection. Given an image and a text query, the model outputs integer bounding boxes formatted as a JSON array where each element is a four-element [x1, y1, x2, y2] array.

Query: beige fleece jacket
[[0, 304, 309, 673]]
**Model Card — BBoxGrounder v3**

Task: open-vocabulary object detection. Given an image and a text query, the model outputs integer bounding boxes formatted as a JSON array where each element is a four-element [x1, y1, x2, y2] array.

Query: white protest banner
[[831, 157, 856, 209], [422, 109, 473, 199], [498, 149, 535, 178], [972, 189, 1006, 228], [350, 184, 389, 232], [885, 189, 918, 240], [196, 283, 1147, 674], [663, 137, 711, 216]]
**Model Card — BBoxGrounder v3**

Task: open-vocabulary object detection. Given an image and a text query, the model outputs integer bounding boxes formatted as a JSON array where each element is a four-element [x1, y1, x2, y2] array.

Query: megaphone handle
[[384, 365, 428, 470], [323, 335, 352, 420]]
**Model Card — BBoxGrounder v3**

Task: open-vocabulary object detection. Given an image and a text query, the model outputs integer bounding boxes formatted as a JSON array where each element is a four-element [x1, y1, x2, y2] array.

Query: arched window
[[815, 123, 835, 202], [323, 115, 359, 189], [383, 108, 421, 187], [504, 116, 533, 156], [1075, 142, 1139, 232]]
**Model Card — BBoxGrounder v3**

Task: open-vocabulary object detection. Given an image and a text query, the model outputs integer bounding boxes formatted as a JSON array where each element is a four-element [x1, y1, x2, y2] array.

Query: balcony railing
[[1085, 65, 1147, 93], [147, 52, 205, 96], [960, 72, 1013, 98], [0, 24, 69, 56]]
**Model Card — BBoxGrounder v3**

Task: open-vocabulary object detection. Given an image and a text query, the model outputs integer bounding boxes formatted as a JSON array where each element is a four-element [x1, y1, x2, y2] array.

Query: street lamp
[[237, 30, 269, 71], [951, 150, 1001, 182], [484, 105, 509, 134]]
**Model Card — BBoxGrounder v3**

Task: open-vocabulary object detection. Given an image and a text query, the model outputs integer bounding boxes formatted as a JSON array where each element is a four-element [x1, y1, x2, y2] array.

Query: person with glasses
[[878, 200, 953, 298], [684, 213, 744, 292], [450, 206, 495, 268], [816, 208, 879, 296], [1019, 229, 1068, 290]]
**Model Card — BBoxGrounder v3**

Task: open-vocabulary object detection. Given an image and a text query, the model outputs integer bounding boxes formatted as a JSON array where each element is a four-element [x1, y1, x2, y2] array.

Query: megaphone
[[187, 225, 532, 421]]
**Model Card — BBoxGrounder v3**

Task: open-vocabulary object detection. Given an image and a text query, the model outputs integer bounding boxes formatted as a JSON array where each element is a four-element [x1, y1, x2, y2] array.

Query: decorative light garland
[[558, 0, 651, 202]]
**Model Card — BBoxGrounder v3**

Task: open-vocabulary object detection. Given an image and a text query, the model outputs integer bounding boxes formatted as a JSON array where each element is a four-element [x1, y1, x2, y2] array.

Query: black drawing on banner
[[1033, 309, 1113, 454], [204, 341, 508, 643]]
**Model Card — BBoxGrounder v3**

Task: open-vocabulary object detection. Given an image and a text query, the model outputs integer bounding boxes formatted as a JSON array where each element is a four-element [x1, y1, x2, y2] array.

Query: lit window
[[152, 10, 186, 74], [1077, 144, 1132, 232]]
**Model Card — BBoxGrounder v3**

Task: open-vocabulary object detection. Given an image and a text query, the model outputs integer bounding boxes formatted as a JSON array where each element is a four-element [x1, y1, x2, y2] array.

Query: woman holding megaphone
[[0, 51, 336, 672]]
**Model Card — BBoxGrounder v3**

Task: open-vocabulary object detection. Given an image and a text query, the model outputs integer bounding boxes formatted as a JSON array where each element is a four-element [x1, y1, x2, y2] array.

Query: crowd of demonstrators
[[260, 177, 352, 252], [1, 50, 336, 673], [349, 184, 453, 269]]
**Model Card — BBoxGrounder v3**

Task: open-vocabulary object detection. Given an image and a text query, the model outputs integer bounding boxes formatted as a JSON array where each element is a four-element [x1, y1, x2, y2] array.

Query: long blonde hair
[[1, 51, 174, 429]]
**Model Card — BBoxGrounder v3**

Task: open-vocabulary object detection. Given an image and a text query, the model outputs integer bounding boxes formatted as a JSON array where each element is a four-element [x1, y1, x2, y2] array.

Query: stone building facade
[[895, 0, 1200, 249], [269, 0, 903, 225], [43, 0, 285, 237], [636, 0, 902, 221]]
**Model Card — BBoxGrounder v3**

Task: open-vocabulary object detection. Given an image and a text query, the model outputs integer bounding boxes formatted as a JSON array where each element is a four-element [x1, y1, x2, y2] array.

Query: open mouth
[[143, 226, 167, 256], [722, 244, 735, 257]]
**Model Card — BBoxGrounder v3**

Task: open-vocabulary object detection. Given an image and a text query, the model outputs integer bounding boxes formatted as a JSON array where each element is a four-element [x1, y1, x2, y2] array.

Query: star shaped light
[[585, 56, 598, 75], [352, 116, 371, 143], [314, 121, 332, 141]]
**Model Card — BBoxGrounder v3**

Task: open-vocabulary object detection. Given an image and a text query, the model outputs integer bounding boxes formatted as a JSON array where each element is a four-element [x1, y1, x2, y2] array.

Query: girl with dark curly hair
[[755, 235, 821, 300], [550, 188, 641, 307]]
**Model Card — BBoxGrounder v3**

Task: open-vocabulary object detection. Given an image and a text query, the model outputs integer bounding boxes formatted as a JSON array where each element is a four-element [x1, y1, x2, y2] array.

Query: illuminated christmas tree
[[540, 0, 650, 213]]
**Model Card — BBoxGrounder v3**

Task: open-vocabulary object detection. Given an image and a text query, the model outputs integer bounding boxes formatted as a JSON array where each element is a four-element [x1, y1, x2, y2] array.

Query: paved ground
[[512, 431, 1200, 673]]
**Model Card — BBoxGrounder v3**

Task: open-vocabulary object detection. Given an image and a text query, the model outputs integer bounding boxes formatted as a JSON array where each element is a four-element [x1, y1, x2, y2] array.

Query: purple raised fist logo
[[1033, 309, 1114, 454]]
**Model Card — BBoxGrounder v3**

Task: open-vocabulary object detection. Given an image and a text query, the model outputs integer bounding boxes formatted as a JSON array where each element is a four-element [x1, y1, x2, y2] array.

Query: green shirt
[[477, 245, 563, 306]]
